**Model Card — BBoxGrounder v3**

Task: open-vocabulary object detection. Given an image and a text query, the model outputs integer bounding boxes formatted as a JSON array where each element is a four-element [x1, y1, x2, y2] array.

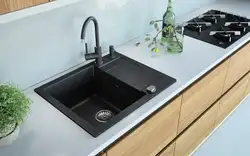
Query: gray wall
[[0, 0, 216, 89]]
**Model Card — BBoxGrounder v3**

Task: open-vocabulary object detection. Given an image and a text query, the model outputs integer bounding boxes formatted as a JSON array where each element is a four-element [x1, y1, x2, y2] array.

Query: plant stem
[[154, 20, 163, 23], [153, 29, 164, 41]]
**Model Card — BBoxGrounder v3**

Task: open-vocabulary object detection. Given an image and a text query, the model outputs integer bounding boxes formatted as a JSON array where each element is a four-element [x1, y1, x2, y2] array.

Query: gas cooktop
[[184, 10, 250, 48]]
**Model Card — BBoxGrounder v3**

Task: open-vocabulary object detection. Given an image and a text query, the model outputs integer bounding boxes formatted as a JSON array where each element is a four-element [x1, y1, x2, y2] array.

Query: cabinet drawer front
[[6, 0, 48, 12], [245, 73, 250, 96], [217, 74, 249, 125], [6, 0, 33, 11], [247, 83, 250, 96], [224, 43, 250, 92], [34, 0, 49, 5], [107, 96, 182, 156], [178, 60, 229, 133], [158, 142, 176, 156], [0, 1, 8, 14], [175, 103, 218, 156]]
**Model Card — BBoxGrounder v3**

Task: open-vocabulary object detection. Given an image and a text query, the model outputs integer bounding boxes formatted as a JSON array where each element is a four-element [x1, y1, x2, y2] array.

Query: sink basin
[[43, 65, 145, 129], [35, 53, 176, 137]]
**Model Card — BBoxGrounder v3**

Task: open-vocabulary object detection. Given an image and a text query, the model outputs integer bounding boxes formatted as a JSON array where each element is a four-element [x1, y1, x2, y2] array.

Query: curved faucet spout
[[81, 16, 102, 67]]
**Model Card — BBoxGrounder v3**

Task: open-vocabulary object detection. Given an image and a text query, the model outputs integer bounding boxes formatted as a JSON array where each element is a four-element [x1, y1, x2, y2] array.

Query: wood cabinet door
[[245, 73, 250, 96], [107, 96, 182, 156], [5, 0, 48, 12], [223, 43, 250, 92], [33, 0, 49, 5], [158, 142, 176, 156], [178, 60, 229, 133], [0, 1, 8, 14], [216, 74, 249, 125], [175, 103, 218, 156], [6, 0, 33, 11], [246, 83, 250, 96]]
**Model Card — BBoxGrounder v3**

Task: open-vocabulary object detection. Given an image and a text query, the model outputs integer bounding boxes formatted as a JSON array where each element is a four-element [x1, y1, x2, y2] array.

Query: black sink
[[35, 53, 176, 137]]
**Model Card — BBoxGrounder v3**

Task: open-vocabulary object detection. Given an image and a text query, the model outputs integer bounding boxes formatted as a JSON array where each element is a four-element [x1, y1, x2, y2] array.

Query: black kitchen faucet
[[81, 16, 102, 67]]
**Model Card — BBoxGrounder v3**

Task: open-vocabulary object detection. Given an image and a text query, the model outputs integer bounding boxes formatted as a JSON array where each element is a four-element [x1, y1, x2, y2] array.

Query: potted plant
[[0, 84, 31, 146]]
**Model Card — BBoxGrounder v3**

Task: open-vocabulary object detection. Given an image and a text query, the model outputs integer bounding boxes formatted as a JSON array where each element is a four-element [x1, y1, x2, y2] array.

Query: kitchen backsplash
[[0, 0, 216, 89]]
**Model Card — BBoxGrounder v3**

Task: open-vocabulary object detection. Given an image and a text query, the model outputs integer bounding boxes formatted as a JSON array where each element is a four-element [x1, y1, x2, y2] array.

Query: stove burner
[[186, 24, 203, 32], [213, 32, 232, 42], [200, 14, 226, 19], [210, 30, 241, 36], [228, 23, 246, 32], [199, 13, 226, 24], [233, 16, 250, 23], [185, 22, 211, 32], [203, 16, 218, 23]]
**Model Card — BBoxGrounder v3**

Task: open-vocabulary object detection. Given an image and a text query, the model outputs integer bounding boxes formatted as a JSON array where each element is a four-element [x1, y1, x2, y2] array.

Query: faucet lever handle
[[85, 43, 89, 54], [109, 45, 116, 59]]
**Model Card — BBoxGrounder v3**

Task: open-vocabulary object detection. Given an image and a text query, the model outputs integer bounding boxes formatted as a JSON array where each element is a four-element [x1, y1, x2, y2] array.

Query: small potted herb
[[0, 84, 31, 146]]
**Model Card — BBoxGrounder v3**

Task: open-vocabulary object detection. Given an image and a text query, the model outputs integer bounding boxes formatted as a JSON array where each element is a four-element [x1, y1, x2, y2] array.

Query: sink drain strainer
[[95, 110, 114, 123]]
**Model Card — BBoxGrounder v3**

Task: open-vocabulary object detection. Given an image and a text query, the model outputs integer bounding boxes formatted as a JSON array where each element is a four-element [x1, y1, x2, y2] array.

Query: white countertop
[[1, 1, 250, 156]]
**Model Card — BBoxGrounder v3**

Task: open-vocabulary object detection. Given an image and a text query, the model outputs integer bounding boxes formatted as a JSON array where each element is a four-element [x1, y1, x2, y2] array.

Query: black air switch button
[[146, 85, 157, 94]]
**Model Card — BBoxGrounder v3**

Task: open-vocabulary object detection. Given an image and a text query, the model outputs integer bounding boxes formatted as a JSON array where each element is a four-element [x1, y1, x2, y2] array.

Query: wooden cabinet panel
[[216, 74, 249, 125], [178, 60, 229, 133], [3, 0, 48, 13], [0, 1, 8, 14], [245, 73, 250, 96], [158, 142, 176, 156], [224, 43, 250, 92], [246, 83, 250, 96], [107, 96, 182, 156], [34, 0, 49, 5], [175, 103, 218, 156], [6, 0, 33, 11], [211, 101, 221, 129]]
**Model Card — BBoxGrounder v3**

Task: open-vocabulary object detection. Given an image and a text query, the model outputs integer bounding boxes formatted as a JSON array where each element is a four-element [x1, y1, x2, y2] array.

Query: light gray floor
[[193, 94, 250, 156]]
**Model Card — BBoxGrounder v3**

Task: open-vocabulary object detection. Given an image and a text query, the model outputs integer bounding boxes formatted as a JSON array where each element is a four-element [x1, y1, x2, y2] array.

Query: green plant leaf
[[0, 84, 31, 134], [149, 20, 155, 25], [151, 47, 159, 53], [163, 27, 168, 33], [154, 23, 160, 31], [160, 42, 165, 46], [145, 36, 151, 41]]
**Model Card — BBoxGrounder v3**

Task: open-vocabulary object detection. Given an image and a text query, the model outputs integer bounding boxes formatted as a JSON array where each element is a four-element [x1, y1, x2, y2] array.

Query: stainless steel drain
[[95, 110, 114, 123]]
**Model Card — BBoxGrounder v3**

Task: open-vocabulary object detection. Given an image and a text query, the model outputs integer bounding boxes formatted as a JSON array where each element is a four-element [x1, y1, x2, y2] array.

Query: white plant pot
[[0, 125, 19, 146]]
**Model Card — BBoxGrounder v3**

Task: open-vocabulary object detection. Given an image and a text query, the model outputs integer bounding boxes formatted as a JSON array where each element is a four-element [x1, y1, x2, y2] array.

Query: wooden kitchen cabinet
[[223, 42, 250, 92], [0, 0, 49, 14], [216, 73, 249, 125], [158, 142, 176, 156], [245, 73, 250, 96], [175, 103, 218, 156], [34, 0, 50, 5], [246, 83, 250, 96], [100, 153, 107, 156], [107, 96, 182, 156], [0, 1, 8, 14], [178, 59, 229, 133]]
